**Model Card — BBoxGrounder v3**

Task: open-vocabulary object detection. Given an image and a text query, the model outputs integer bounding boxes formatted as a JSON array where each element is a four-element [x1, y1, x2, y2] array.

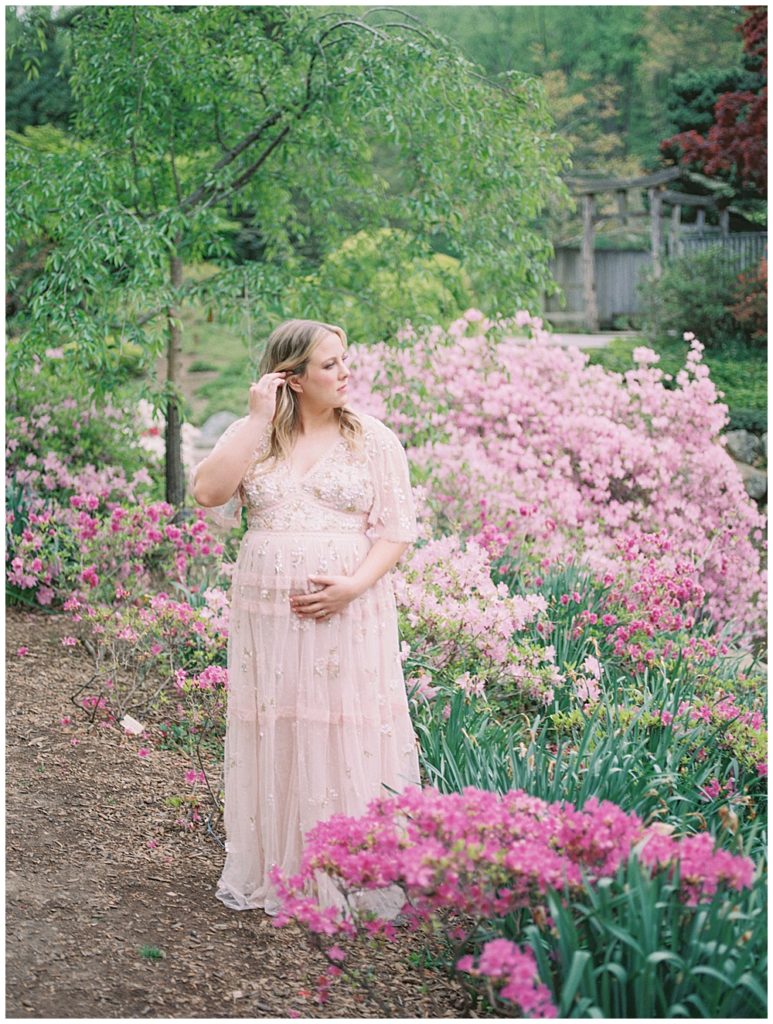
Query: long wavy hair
[[255, 318, 364, 465]]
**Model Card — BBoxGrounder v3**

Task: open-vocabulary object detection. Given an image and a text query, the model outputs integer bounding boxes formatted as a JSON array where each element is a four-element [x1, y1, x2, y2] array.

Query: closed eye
[[325, 354, 349, 368]]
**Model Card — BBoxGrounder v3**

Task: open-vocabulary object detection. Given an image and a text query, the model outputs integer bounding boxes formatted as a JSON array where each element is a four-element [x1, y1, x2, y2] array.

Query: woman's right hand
[[248, 371, 289, 422]]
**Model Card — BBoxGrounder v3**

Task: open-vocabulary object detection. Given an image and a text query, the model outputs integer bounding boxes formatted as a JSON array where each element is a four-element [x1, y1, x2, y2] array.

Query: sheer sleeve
[[364, 416, 419, 544], [189, 417, 259, 530]]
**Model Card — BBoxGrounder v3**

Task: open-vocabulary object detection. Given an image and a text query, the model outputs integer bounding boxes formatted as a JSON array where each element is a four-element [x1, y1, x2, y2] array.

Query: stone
[[763, 433, 768, 459], [737, 461, 767, 501], [196, 411, 239, 445], [724, 429, 762, 464]]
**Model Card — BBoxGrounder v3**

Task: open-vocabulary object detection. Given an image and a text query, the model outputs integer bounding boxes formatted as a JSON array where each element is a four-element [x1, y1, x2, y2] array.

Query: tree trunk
[[165, 243, 185, 507]]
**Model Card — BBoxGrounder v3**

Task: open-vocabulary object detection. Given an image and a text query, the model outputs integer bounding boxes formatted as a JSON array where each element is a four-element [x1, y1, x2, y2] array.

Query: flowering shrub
[[6, 373, 161, 506], [538, 528, 739, 676], [654, 690, 767, 776], [67, 591, 228, 721], [5, 369, 216, 607], [730, 257, 767, 349], [394, 535, 562, 705], [7, 496, 227, 608], [638, 828, 755, 904], [271, 786, 760, 1015], [273, 788, 645, 934], [346, 313, 766, 645]]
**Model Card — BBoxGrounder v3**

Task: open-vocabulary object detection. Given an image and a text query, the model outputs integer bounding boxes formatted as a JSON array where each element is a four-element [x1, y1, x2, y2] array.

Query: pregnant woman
[[191, 318, 421, 918]]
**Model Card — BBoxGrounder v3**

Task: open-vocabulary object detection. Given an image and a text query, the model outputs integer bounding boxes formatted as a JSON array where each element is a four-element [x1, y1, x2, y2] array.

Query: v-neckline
[[287, 434, 343, 484]]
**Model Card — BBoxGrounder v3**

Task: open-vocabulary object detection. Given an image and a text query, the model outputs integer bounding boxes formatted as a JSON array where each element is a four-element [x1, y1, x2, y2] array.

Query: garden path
[[6, 607, 468, 1019]]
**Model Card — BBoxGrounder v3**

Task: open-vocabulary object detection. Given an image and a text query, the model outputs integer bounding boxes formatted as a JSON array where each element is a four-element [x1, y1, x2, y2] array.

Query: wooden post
[[719, 207, 730, 237], [616, 189, 628, 226], [669, 203, 681, 260], [649, 186, 663, 279], [581, 193, 599, 331], [696, 207, 706, 233]]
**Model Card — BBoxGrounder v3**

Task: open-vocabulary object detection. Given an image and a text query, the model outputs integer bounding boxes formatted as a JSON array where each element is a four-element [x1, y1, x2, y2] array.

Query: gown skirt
[[215, 525, 422, 917]]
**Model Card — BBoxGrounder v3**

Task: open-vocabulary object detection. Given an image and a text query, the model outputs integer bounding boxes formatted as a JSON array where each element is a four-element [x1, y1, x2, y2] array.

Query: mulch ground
[[6, 606, 472, 1019]]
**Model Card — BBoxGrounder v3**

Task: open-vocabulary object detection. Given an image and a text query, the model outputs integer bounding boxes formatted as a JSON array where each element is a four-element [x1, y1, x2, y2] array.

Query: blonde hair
[[255, 318, 363, 464]]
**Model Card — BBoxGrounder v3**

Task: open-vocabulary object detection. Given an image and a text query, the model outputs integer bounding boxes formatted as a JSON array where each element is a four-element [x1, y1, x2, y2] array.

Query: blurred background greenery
[[6, 5, 766, 433]]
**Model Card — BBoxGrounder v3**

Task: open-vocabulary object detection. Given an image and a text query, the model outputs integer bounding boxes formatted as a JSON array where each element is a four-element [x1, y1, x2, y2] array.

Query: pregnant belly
[[229, 529, 392, 616]]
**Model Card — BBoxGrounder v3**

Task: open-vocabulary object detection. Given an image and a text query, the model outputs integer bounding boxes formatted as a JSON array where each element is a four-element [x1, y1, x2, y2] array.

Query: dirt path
[[6, 607, 468, 1019]]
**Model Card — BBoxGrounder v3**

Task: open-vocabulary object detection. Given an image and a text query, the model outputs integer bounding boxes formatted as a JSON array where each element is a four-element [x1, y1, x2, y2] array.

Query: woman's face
[[290, 330, 350, 409]]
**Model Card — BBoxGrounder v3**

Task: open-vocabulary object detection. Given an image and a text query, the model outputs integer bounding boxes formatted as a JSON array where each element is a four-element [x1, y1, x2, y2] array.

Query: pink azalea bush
[[393, 535, 563, 704], [637, 829, 755, 904], [345, 313, 766, 646], [655, 691, 767, 775], [531, 528, 741, 678], [66, 591, 228, 721], [6, 372, 221, 607], [7, 497, 227, 608], [271, 786, 756, 1011], [6, 389, 159, 506], [272, 786, 754, 924]]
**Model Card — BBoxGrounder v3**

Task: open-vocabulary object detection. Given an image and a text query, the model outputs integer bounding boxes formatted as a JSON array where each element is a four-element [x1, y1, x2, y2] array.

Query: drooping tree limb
[[179, 108, 286, 211]]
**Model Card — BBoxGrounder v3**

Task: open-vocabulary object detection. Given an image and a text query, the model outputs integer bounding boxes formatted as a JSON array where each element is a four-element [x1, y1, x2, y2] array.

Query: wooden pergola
[[563, 167, 730, 331]]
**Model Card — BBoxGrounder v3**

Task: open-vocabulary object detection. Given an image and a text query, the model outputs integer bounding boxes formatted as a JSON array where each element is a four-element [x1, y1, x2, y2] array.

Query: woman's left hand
[[289, 575, 362, 619]]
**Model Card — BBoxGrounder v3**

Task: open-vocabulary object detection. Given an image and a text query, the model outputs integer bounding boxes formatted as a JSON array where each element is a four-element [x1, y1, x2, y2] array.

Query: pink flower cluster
[[7, 493, 227, 608], [70, 499, 223, 594], [393, 535, 561, 702], [6, 509, 60, 605], [272, 786, 754, 936], [345, 314, 766, 645], [7, 397, 154, 504], [457, 940, 557, 1018], [638, 830, 755, 904], [580, 529, 734, 671], [69, 592, 229, 723], [657, 691, 767, 773]]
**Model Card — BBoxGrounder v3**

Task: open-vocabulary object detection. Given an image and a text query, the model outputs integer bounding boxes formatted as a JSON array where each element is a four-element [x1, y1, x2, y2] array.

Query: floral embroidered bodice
[[204, 411, 418, 543], [241, 428, 376, 533]]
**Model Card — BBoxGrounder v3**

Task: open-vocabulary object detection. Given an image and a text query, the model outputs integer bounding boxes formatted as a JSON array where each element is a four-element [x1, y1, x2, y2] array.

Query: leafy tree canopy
[[660, 6, 767, 199], [7, 4, 571, 503], [8, 5, 571, 345], [5, 6, 75, 132]]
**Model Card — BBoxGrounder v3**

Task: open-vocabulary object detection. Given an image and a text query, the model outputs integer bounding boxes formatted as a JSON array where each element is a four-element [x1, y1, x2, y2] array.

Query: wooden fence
[[673, 230, 768, 268], [544, 233, 767, 328]]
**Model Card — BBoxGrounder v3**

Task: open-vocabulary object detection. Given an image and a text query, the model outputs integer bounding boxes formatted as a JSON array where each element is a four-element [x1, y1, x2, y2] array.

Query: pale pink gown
[[194, 410, 421, 917]]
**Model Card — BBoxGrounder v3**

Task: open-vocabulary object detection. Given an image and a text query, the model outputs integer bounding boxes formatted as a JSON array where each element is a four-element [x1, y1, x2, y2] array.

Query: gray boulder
[[724, 429, 762, 464], [738, 462, 767, 501], [197, 411, 240, 447]]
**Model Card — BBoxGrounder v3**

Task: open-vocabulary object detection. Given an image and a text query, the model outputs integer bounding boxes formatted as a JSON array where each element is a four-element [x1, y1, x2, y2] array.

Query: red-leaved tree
[[661, 6, 767, 196]]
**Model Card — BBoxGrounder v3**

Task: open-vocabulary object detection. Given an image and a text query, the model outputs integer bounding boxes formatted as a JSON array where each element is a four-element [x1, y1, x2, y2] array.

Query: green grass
[[176, 283, 260, 425], [138, 945, 165, 960], [188, 359, 219, 373]]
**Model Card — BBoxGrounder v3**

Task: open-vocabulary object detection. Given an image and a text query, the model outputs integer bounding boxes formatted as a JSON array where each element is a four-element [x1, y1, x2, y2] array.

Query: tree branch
[[223, 123, 293, 198], [178, 13, 502, 217], [179, 108, 286, 211], [169, 119, 183, 204]]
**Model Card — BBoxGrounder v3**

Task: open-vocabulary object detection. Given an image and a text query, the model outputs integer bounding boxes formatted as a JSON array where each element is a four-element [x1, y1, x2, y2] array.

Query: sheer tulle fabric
[[192, 411, 421, 917]]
